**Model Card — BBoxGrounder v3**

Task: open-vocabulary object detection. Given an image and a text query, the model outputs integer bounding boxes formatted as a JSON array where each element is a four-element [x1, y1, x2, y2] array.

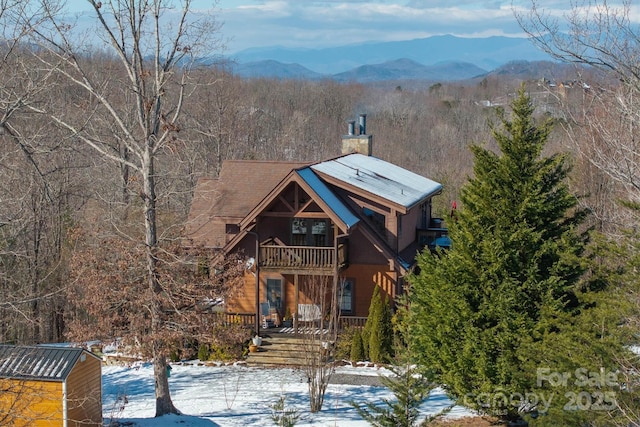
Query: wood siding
[[66, 353, 102, 427], [398, 204, 422, 252], [348, 227, 388, 265], [0, 378, 63, 426], [226, 271, 260, 314], [341, 263, 398, 317], [0, 351, 102, 427], [227, 263, 398, 320]]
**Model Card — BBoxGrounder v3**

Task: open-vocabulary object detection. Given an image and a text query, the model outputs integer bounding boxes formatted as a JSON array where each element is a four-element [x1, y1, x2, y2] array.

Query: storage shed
[[0, 345, 102, 427]]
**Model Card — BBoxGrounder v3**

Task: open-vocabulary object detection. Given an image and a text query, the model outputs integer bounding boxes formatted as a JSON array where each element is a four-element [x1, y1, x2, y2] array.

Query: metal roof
[[0, 345, 87, 381], [296, 167, 360, 230], [311, 154, 442, 209]]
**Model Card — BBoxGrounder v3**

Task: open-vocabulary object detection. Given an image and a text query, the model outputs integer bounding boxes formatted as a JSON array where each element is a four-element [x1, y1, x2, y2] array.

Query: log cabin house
[[0, 345, 102, 427], [185, 115, 449, 332]]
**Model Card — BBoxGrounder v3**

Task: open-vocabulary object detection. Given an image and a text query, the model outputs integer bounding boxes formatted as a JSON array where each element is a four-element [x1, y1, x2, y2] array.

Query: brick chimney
[[341, 114, 372, 156]]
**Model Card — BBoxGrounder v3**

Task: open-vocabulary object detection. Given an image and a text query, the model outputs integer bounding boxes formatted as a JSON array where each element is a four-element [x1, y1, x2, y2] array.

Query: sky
[[102, 361, 472, 426], [60, 0, 584, 54], [212, 0, 532, 53]]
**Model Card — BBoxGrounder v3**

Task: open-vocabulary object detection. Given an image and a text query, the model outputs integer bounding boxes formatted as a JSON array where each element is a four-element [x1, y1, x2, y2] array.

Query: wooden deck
[[259, 243, 348, 274], [216, 313, 367, 331]]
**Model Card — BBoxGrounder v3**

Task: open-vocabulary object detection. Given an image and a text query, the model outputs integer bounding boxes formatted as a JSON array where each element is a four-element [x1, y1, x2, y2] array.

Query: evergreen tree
[[350, 329, 365, 362], [352, 294, 439, 427], [409, 87, 627, 423], [362, 286, 381, 361], [352, 363, 433, 427], [366, 287, 394, 364], [380, 295, 394, 362]]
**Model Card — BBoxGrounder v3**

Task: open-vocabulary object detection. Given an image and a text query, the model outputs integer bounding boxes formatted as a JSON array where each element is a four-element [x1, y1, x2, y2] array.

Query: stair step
[[245, 334, 332, 368]]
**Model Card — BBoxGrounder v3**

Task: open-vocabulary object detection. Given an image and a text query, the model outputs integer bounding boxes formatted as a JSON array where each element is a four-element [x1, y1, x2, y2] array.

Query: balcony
[[259, 242, 348, 275]]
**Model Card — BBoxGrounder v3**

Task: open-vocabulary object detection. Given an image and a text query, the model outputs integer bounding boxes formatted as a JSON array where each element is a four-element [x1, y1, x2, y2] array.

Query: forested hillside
[[1, 1, 638, 425], [0, 49, 608, 345], [0, 2, 618, 372]]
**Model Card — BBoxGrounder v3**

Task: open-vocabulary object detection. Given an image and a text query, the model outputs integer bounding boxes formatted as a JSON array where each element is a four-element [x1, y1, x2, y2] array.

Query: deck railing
[[260, 243, 347, 270], [216, 312, 367, 332], [338, 316, 368, 329], [214, 312, 256, 327]]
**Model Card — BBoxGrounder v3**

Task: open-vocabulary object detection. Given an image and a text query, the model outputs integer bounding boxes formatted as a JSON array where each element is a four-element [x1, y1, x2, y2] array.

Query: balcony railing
[[259, 243, 347, 272]]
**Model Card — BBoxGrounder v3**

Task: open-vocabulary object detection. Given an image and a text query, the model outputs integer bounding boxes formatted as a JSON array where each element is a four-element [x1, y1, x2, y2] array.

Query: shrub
[[363, 286, 394, 364], [334, 325, 357, 360], [270, 395, 300, 427], [198, 343, 210, 361], [206, 321, 253, 361], [350, 329, 365, 362], [351, 362, 438, 426]]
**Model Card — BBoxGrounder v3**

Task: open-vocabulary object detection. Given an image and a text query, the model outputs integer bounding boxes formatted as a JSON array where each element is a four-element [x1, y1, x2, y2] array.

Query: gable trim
[[237, 168, 359, 234]]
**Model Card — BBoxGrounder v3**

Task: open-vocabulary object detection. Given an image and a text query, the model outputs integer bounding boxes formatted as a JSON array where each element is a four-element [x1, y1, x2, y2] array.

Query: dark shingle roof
[[185, 160, 310, 247], [0, 345, 87, 381]]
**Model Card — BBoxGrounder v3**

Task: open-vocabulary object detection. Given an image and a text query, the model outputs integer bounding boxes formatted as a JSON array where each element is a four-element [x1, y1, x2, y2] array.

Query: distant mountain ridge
[[332, 59, 487, 82], [231, 58, 488, 82], [230, 35, 554, 76], [233, 60, 324, 80]]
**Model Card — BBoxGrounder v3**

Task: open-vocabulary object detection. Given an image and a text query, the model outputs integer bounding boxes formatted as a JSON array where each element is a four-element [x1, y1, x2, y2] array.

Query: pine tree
[[352, 294, 438, 427], [409, 87, 626, 423], [362, 286, 381, 361], [350, 329, 365, 362], [379, 295, 394, 363], [366, 287, 394, 364], [352, 363, 433, 427]]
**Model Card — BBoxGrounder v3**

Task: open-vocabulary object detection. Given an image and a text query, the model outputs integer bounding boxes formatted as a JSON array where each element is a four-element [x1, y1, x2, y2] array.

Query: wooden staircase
[[245, 334, 328, 368]]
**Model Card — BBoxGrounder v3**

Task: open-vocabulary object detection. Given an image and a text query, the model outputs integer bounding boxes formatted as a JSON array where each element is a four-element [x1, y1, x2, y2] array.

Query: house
[[0, 345, 102, 427], [185, 115, 448, 331]]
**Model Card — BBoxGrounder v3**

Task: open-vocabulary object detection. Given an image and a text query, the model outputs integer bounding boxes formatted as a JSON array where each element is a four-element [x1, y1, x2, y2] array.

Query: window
[[312, 219, 328, 246], [291, 218, 308, 245], [292, 218, 307, 234], [225, 224, 240, 234], [266, 278, 282, 310], [291, 218, 330, 246], [339, 278, 354, 313]]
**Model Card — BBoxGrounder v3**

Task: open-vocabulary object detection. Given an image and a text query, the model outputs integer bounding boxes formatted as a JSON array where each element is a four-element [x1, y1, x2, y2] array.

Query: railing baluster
[[259, 245, 344, 269]]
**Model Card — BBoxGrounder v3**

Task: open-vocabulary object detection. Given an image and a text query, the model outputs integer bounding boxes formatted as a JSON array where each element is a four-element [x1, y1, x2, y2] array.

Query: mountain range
[[226, 35, 556, 82]]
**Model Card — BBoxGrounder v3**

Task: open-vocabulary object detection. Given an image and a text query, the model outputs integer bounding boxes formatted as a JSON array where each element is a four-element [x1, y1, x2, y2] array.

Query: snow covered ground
[[102, 361, 473, 426]]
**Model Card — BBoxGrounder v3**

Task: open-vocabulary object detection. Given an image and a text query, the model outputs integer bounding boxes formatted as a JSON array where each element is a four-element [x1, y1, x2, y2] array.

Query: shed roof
[[311, 154, 442, 210], [0, 345, 93, 381]]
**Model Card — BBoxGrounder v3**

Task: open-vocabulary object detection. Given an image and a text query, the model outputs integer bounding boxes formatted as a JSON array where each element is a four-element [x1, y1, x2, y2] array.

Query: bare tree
[[66, 225, 245, 363], [517, 1, 640, 223], [20, 0, 223, 416], [185, 68, 244, 177], [0, 0, 93, 345], [298, 274, 340, 413]]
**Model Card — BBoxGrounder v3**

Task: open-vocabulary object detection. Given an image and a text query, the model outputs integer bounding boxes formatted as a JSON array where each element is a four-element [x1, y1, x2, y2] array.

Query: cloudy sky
[[209, 0, 575, 53], [63, 1, 592, 54]]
